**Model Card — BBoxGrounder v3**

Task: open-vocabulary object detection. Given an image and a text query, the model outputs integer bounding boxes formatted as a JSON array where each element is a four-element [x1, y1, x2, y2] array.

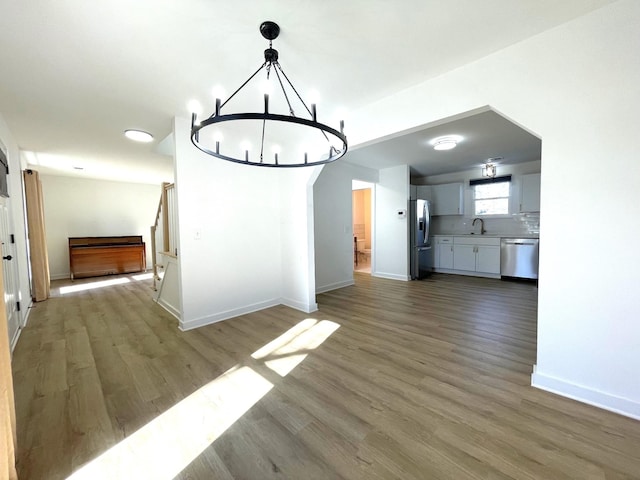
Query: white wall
[[156, 253, 180, 319], [173, 117, 318, 330], [417, 159, 541, 236], [40, 175, 160, 279], [314, 161, 410, 290], [279, 167, 322, 312], [373, 165, 410, 281], [345, 0, 640, 418], [313, 160, 378, 293], [0, 114, 32, 331]]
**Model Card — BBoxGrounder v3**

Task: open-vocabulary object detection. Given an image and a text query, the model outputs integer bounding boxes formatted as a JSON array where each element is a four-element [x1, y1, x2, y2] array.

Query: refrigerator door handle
[[423, 201, 430, 245]]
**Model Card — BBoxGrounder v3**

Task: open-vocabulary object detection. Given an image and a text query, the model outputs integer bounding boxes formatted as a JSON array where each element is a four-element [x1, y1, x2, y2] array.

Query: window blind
[[469, 174, 511, 186]]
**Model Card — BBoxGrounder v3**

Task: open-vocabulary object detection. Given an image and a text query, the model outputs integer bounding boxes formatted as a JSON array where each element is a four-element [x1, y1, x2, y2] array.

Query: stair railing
[[151, 182, 176, 290]]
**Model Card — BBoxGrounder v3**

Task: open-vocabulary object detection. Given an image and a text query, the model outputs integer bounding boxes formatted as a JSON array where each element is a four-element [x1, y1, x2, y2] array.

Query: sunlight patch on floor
[[251, 318, 317, 360], [131, 272, 154, 281], [253, 319, 340, 376], [67, 366, 272, 480], [66, 317, 340, 480], [59, 277, 131, 295]]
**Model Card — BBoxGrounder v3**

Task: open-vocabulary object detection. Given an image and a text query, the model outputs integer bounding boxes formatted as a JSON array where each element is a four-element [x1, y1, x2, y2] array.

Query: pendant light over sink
[[482, 163, 497, 178], [482, 157, 502, 178]]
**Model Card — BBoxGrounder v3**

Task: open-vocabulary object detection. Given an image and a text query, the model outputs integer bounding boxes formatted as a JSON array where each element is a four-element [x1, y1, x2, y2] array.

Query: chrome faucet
[[472, 218, 486, 235]]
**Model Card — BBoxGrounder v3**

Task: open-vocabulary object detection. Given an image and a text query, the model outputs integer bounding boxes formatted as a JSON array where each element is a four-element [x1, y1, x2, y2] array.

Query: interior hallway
[[353, 254, 371, 274], [11, 273, 640, 479]]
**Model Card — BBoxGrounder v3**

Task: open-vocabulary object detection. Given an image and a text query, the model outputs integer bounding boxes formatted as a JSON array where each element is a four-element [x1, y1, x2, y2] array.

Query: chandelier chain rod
[[211, 62, 268, 119], [272, 63, 295, 117], [276, 63, 331, 143], [275, 63, 331, 145], [259, 117, 266, 163], [274, 63, 312, 118]]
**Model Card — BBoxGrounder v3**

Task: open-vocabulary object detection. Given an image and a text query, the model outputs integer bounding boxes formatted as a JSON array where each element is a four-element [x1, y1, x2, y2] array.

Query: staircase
[[151, 182, 181, 319], [151, 182, 176, 288]]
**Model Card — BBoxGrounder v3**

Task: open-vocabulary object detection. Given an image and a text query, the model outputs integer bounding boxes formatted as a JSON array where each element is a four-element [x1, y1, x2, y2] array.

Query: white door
[[0, 196, 20, 348]]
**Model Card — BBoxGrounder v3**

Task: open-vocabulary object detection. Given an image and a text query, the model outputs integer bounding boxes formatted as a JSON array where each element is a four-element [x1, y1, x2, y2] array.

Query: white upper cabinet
[[431, 183, 464, 216], [520, 173, 541, 212]]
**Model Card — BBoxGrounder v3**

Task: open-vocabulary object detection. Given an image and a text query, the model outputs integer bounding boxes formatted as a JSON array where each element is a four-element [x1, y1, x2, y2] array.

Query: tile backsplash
[[432, 213, 540, 236]]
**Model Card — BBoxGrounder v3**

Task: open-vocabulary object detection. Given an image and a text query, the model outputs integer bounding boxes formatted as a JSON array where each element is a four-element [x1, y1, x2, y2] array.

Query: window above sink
[[471, 175, 511, 216], [474, 181, 510, 215]]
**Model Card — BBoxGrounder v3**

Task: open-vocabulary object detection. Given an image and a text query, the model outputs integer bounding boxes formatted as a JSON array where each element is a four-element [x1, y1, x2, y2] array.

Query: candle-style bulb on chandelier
[[190, 21, 348, 168]]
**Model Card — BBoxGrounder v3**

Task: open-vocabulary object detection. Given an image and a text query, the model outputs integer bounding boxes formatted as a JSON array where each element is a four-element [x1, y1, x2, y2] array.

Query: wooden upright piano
[[69, 236, 146, 280]]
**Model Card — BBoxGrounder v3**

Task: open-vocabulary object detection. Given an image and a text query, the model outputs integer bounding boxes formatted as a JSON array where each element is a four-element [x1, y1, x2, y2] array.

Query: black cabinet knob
[[3, 255, 12, 261]]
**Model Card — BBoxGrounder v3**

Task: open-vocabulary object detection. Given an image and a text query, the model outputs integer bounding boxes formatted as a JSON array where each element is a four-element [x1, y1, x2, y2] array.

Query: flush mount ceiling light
[[124, 130, 154, 143], [190, 21, 348, 168], [430, 135, 462, 151]]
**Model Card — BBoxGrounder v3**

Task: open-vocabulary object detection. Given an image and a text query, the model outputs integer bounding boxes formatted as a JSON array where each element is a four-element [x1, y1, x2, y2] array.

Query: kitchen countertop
[[433, 233, 539, 239]]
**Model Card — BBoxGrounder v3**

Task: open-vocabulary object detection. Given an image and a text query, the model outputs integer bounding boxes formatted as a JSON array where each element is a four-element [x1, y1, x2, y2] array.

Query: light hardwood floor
[[12, 272, 640, 479]]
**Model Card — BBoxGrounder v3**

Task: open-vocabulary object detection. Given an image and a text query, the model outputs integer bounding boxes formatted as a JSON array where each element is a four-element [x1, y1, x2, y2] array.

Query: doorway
[[0, 195, 21, 349], [352, 180, 373, 274]]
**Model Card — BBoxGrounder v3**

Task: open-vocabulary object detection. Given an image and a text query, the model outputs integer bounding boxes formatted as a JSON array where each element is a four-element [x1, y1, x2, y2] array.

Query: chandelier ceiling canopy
[[190, 21, 348, 168]]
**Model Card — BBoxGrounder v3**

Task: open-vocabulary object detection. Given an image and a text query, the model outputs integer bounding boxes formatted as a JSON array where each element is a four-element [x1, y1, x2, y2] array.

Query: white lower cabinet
[[432, 235, 501, 277], [476, 245, 501, 274], [439, 243, 454, 269], [433, 236, 454, 269], [453, 245, 477, 271]]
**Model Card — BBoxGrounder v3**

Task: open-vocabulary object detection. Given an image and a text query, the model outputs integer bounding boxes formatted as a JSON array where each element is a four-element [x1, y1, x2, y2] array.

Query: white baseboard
[[179, 298, 281, 331], [10, 327, 21, 354], [21, 300, 33, 327], [531, 366, 640, 421], [179, 295, 321, 331], [50, 272, 71, 280], [316, 279, 354, 294], [433, 268, 501, 279], [281, 297, 318, 314], [371, 272, 410, 281], [11, 300, 34, 354], [155, 297, 180, 321]]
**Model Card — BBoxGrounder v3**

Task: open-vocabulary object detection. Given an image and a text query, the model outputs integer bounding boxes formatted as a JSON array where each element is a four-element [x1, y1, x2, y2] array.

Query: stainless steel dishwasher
[[500, 238, 539, 279]]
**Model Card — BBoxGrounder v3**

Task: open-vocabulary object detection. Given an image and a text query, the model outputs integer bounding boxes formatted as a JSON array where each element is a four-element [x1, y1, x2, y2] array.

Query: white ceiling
[[0, 0, 615, 184], [344, 109, 542, 178]]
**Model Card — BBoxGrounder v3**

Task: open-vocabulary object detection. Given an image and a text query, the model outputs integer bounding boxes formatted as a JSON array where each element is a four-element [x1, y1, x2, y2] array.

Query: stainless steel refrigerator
[[410, 198, 432, 279]]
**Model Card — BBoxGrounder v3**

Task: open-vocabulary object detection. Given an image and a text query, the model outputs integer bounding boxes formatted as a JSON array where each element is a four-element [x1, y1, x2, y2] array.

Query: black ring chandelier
[[190, 21, 348, 168]]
